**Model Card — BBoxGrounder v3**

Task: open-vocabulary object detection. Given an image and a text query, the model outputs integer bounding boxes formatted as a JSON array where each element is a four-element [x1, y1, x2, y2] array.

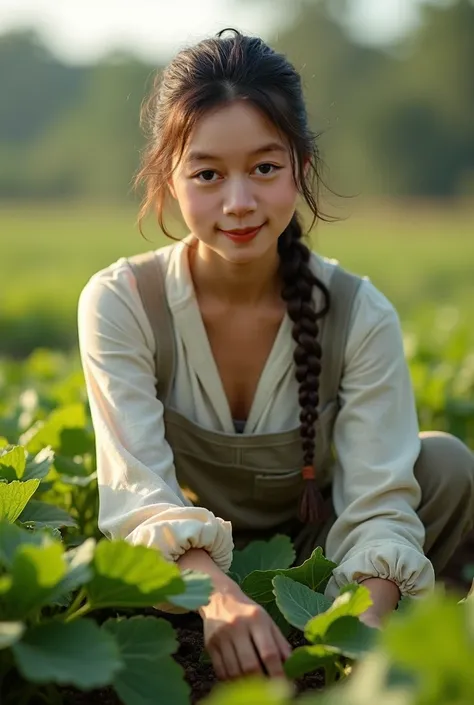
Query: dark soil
[[59, 529, 474, 705]]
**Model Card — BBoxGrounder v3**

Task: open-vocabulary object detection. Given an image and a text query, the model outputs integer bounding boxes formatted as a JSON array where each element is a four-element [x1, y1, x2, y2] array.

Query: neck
[[188, 239, 282, 307]]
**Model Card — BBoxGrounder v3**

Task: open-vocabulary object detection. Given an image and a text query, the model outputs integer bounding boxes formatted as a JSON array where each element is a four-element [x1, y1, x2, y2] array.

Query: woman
[[77, 29, 474, 682]]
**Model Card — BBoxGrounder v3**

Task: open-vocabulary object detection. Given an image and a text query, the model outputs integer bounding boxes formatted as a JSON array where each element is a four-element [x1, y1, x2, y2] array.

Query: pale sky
[[0, 0, 431, 65]]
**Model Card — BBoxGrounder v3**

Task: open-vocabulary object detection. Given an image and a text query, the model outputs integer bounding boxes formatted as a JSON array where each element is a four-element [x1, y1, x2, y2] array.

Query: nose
[[222, 176, 257, 218]]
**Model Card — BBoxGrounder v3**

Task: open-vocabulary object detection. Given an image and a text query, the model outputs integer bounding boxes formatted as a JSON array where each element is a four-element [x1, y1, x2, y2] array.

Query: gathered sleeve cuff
[[324, 541, 435, 601], [124, 505, 233, 573]]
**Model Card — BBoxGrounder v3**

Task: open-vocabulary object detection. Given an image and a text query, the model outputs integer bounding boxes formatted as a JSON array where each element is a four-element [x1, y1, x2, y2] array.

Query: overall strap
[[130, 250, 363, 409], [127, 251, 176, 403], [319, 265, 364, 405]]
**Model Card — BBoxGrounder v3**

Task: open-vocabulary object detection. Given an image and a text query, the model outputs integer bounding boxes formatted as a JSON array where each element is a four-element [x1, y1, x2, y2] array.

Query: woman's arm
[[77, 265, 233, 579], [359, 577, 401, 628], [324, 281, 435, 605]]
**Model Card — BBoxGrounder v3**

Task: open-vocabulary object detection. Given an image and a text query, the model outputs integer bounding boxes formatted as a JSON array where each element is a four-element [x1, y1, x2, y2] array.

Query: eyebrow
[[186, 142, 287, 163]]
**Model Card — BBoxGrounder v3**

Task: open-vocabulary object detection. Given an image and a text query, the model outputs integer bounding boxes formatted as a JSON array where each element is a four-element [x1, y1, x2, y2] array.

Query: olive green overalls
[[128, 251, 474, 576]]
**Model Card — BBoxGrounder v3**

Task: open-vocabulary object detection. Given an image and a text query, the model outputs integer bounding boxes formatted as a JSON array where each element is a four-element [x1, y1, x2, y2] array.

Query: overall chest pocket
[[251, 400, 338, 506]]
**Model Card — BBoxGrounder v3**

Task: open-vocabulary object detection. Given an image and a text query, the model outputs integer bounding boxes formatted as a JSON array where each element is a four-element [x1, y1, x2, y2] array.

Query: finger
[[233, 629, 264, 677], [271, 622, 292, 661], [219, 639, 241, 680], [210, 648, 227, 681], [251, 625, 286, 678]]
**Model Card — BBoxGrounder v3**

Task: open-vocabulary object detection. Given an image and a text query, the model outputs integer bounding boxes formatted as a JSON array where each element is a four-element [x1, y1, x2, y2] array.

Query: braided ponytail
[[278, 213, 330, 525]]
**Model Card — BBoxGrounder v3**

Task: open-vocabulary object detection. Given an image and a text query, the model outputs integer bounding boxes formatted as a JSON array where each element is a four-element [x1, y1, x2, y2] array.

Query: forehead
[[183, 101, 287, 162]]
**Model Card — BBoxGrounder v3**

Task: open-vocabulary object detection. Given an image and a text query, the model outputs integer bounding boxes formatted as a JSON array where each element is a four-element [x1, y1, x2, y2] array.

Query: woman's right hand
[[198, 581, 292, 681]]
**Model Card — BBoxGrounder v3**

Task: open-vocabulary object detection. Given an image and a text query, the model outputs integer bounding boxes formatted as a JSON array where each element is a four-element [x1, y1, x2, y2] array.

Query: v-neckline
[[175, 242, 294, 434]]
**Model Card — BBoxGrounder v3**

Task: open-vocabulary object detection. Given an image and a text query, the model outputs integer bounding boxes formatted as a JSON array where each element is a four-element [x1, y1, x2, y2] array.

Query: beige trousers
[[235, 432, 474, 578]]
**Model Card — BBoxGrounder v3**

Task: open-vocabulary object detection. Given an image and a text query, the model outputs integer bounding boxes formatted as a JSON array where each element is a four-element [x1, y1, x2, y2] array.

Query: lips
[[221, 225, 264, 235], [219, 224, 264, 244]]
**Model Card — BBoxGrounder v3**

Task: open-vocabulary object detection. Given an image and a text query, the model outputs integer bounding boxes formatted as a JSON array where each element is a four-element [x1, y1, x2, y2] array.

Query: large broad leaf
[[21, 404, 87, 454], [167, 569, 213, 610], [103, 616, 189, 705], [382, 589, 474, 697], [305, 584, 372, 643], [0, 446, 27, 480], [272, 575, 332, 631], [12, 619, 122, 689], [48, 538, 96, 605], [322, 615, 377, 659], [242, 547, 335, 604], [284, 643, 335, 679], [19, 499, 77, 529], [266, 599, 292, 637], [23, 446, 55, 481], [0, 621, 25, 649], [229, 535, 296, 583], [59, 427, 94, 456], [0, 479, 40, 523], [0, 520, 48, 568], [201, 675, 294, 705], [1, 542, 66, 620], [86, 540, 184, 609], [54, 454, 89, 477]]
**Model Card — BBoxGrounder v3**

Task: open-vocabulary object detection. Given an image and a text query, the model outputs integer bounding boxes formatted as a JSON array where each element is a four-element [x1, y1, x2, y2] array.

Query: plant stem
[[64, 600, 92, 622], [62, 588, 86, 620], [324, 661, 338, 686]]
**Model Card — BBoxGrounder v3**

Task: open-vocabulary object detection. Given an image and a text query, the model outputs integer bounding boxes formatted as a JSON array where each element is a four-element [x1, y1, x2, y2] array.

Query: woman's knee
[[416, 431, 474, 501]]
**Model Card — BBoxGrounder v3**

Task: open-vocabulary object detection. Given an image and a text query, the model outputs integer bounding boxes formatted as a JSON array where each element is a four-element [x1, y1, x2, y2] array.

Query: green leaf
[[21, 404, 87, 454], [48, 538, 96, 605], [12, 619, 122, 688], [0, 520, 48, 568], [1, 542, 66, 619], [230, 535, 296, 582], [0, 621, 25, 649], [282, 547, 336, 592], [272, 575, 332, 631], [0, 479, 40, 523], [19, 499, 77, 528], [54, 454, 89, 477], [284, 644, 334, 679], [266, 599, 292, 637], [59, 427, 94, 457], [103, 616, 189, 705], [202, 675, 294, 705], [382, 589, 474, 698], [305, 584, 372, 643], [242, 547, 335, 605], [23, 446, 55, 481], [0, 446, 27, 480], [86, 540, 184, 609], [167, 569, 213, 610], [323, 615, 377, 658]]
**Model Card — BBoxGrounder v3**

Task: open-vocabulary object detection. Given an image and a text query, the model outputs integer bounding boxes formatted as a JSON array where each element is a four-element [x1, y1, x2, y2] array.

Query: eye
[[254, 163, 281, 176], [195, 169, 219, 182]]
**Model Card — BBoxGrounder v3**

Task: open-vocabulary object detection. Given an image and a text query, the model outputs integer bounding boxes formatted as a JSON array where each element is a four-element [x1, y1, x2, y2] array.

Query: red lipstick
[[219, 224, 264, 243]]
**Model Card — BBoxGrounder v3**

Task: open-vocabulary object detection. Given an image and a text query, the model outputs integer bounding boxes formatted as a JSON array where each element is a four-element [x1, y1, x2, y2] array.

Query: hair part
[[134, 28, 335, 525]]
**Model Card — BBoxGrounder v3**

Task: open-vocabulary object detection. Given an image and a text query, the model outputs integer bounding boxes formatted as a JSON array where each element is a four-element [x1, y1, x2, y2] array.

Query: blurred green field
[[2, 200, 474, 356]]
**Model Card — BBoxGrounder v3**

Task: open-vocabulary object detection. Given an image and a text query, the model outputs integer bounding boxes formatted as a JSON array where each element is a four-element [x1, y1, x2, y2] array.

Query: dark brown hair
[[135, 28, 332, 525]]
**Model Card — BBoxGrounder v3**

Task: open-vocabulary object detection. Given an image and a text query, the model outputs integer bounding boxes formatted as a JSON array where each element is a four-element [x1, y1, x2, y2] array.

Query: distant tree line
[[0, 0, 473, 202]]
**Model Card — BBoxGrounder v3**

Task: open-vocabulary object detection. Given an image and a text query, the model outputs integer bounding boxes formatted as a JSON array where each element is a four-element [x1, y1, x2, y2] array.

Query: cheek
[[176, 183, 215, 225], [267, 174, 299, 213]]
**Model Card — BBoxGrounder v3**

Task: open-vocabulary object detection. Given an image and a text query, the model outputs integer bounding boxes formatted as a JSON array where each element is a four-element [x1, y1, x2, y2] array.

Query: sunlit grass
[[2, 199, 473, 353]]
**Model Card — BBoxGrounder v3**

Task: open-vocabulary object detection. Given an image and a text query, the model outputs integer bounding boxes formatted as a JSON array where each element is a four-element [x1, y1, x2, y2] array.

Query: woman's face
[[168, 100, 300, 265]]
